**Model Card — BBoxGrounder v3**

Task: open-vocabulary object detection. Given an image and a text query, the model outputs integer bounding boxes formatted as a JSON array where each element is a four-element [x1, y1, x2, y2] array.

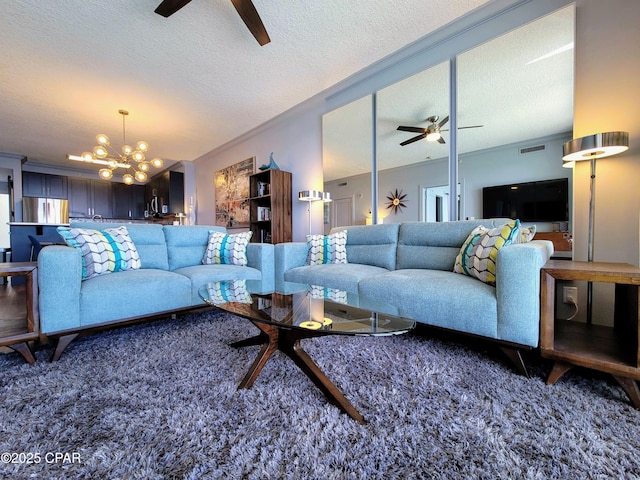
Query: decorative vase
[[259, 152, 280, 171]]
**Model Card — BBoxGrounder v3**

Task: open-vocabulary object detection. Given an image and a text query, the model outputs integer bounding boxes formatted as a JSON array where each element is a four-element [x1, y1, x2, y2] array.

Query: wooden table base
[[547, 360, 640, 409], [231, 321, 366, 424]]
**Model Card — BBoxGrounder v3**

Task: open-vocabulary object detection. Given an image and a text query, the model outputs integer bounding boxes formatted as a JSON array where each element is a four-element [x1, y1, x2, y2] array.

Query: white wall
[[569, 0, 640, 324], [194, 101, 325, 240], [573, 0, 640, 266]]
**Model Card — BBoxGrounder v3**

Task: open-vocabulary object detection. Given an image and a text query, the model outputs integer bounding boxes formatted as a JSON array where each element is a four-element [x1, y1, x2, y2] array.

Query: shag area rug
[[1, 310, 639, 480]]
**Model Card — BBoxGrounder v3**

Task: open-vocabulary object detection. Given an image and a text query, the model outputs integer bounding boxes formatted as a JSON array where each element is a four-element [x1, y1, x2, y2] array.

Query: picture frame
[[214, 157, 255, 228]]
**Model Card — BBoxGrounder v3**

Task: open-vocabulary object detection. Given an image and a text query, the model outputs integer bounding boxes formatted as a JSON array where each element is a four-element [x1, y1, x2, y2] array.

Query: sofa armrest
[[274, 242, 308, 282], [246, 242, 275, 283], [495, 240, 553, 347], [38, 245, 83, 334]]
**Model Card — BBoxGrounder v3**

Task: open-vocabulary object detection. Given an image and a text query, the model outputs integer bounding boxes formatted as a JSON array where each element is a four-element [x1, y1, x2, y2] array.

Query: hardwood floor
[[0, 282, 28, 352]]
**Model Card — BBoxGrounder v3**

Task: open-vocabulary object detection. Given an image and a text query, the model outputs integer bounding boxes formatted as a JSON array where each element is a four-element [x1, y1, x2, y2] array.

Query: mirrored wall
[[323, 5, 574, 231]]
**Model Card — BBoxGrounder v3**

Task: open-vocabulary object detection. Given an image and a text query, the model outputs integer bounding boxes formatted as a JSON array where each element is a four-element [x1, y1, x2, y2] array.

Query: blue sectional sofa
[[38, 222, 273, 360], [275, 220, 553, 375]]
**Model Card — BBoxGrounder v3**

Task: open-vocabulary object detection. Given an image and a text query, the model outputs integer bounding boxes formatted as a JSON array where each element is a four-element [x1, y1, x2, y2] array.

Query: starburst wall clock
[[385, 189, 407, 214]]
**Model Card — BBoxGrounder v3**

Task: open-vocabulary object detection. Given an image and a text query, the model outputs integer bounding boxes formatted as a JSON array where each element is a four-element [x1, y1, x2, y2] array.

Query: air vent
[[520, 144, 546, 154], [338, 182, 348, 187]]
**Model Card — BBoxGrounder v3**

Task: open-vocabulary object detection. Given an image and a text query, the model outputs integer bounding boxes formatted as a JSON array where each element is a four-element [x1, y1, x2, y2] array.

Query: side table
[[540, 260, 640, 409], [0, 262, 39, 364]]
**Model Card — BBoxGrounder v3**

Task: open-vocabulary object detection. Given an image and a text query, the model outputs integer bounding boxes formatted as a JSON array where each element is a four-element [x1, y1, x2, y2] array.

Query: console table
[[0, 262, 39, 364], [540, 260, 640, 409]]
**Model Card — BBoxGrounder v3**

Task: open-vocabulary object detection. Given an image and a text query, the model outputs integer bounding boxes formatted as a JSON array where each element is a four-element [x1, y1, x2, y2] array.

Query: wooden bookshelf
[[249, 169, 292, 244]]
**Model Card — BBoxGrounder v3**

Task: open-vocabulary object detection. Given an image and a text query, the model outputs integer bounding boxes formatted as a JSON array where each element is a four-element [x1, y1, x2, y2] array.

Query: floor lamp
[[562, 131, 629, 323], [298, 190, 323, 235]]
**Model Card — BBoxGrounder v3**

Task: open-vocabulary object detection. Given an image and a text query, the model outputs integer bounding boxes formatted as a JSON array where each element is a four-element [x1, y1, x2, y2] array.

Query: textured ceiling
[[323, 5, 575, 181], [0, 0, 491, 176]]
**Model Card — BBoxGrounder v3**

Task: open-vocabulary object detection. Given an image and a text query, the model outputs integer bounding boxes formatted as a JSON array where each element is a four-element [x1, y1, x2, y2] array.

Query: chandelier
[[69, 109, 163, 185]]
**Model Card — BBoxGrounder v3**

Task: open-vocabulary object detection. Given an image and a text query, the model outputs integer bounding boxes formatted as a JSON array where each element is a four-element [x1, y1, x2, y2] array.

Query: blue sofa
[[38, 222, 273, 360], [275, 220, 553, 375]]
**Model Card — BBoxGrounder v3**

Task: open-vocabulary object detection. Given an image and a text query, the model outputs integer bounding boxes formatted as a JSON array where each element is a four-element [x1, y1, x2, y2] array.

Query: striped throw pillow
[[202, 231, 252, 266], [57, 226, 141, 280]]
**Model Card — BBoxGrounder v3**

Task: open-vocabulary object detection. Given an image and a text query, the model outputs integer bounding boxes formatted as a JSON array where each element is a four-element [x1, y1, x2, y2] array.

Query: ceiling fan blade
[[437, 136, 446, 144], [154, 0, 192, 17], [400, 133, 427, 146], [231, 0, 271, 46], [440, 124, 484, 132], [437, 115, 449, 128], [397, 126, 427, 133]]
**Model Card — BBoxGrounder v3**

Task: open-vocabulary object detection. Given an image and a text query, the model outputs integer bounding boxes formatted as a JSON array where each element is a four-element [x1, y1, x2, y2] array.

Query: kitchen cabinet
[[22, 172, 67, 199], [112, 183, 145, 219], [68, 178, 112, 218], [144, 171, 184, 214]]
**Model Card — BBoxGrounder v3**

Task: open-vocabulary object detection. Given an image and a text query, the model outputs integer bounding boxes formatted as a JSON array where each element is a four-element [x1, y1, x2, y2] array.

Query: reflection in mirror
[[457, 5, 575, 230], [423, 184, 460, 222], [376, 61, 449, 224], [322, 6, 574, 229], [322, 95, 372, 232]]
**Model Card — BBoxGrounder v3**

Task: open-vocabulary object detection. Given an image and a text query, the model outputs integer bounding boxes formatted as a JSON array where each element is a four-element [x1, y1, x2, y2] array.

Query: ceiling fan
[[154, 0, 271, 46], [397, 115, 483, 146]]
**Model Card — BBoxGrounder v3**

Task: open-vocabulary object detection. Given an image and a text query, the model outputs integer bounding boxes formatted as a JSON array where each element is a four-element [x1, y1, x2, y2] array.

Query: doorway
[[330, 196, 354, 233]]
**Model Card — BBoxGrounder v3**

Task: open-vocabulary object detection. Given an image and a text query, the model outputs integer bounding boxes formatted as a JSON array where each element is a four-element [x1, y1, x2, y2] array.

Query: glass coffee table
[[198, 279, 415, 423]]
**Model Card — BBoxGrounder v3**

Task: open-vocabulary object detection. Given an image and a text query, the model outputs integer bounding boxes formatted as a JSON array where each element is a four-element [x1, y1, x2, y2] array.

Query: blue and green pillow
[[202, 231, 252, 266], [57, 225, 141, 280], [306, 230, 348, 266]]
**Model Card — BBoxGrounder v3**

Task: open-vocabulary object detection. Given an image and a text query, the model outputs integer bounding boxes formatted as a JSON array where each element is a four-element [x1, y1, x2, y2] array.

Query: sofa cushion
[[331, 223, 399, 270], [164, 225, 226, 270], [78, 269, 192, 326], [70, 222, 169, 270], [514, 224, 536, 243], [306, 230, 347, 265], [203, 231, 252, 266], [359, 269, 498, 339], [396, 219, 513, 271], [454, 220, 520, 286], [57, 225, 141, 280], [284, 263, 389, 294]]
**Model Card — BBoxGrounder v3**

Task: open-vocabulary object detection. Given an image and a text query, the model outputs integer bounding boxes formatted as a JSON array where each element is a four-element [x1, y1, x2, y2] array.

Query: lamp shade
[[562, 131, 629, 161], [298, 190, 323, 201]]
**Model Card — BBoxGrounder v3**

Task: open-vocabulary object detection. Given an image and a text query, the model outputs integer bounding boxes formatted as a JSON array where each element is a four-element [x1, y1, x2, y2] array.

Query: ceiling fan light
[[96, 134, 110, 146], [81, 151, 95, 162], [122, 173, 134, 185], [150, 157, 164, 169], [134, 170, 148, 182], [426, 131, 441, 142], [98, 168, 113, 180], [122, 144, 134, 156], [136, 140, 149, 152]]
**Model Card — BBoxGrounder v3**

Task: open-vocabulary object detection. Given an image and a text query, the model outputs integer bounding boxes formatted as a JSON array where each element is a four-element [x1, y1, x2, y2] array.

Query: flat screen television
[[482, 178, 569, 222]]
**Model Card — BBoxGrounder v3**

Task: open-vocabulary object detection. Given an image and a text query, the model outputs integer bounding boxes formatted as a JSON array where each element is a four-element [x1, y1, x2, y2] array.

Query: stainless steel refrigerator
[[22, 197, 69, 224]]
